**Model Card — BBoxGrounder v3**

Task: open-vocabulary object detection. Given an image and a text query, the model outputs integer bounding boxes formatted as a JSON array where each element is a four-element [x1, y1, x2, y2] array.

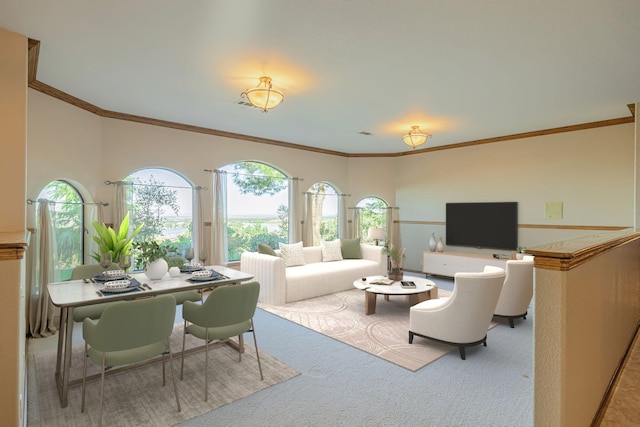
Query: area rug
[[34, 324, 299, 427], [260, 288, 467, 372]]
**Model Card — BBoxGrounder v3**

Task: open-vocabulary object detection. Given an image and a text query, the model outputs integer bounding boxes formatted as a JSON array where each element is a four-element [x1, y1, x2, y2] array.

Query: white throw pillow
[[278, 241, 305, 267], [321, 239, 343, 262]]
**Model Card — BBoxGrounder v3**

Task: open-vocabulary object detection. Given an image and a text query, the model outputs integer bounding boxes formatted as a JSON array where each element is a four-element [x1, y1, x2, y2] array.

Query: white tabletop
[[353, 275, 435, 295], [47, 265, 253, 308]]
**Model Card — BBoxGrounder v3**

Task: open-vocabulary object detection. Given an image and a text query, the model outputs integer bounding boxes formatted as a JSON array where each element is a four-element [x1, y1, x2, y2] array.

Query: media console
[[422, 251, 507, 278]]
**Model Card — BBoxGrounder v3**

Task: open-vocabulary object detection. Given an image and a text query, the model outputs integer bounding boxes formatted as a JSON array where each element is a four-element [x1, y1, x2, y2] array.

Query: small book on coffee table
[[401, 281, 416, 288], [370, 277, 394, 285]]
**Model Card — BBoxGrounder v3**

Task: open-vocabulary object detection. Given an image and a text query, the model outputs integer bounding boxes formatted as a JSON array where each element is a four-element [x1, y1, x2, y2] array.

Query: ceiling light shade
[[241, 76, 284, 112], [403, 125, 432, 149]]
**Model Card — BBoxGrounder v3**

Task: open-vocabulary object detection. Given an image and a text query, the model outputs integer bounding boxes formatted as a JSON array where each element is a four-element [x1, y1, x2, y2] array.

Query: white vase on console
[[429, 233, 437, 252], [145, 258, 168, 280], [436, 237, 444, 252]]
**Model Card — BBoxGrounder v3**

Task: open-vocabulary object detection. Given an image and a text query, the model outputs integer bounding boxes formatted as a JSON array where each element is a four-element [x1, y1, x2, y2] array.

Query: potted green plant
[[384, 244, 405, 280], [132, 239, 178, 280], [91, 212, 142, 265]]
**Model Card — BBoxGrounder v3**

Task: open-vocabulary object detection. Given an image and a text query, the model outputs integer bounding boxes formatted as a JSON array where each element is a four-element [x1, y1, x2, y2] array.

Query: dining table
[[47, 265, 254, 408]]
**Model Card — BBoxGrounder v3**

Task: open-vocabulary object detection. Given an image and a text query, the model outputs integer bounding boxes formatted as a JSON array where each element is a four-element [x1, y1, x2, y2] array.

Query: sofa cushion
[[279, 241, 305, 267], [340, 237, 362, 259], [321, 239, 343, 262], [258, 243, 277, 256]]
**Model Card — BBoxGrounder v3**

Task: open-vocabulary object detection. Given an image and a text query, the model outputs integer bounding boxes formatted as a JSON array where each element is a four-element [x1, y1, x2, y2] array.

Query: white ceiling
[[1, 0, 639, 154]]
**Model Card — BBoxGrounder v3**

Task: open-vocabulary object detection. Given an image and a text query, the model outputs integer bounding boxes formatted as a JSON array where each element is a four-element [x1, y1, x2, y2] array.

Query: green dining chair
[[81, 294, 180, 426], [180, 281, 263, 402], [70, 263, 120, 323]]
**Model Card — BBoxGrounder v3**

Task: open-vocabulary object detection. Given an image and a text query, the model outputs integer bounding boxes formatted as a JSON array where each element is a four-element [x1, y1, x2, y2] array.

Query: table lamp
[[367, 227, 385, 246]]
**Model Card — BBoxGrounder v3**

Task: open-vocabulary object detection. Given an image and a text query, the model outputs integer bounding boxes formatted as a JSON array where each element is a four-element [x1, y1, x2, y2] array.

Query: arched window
[[307, 182, 339, 245], [357, 196, 388, 244], [37, 181, 84, 280], [223, 161, 289, 261], [125, 168, 194, 256]]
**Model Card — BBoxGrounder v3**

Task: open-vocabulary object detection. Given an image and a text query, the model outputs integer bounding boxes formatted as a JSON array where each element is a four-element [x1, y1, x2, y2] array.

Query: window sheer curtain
[[338, 194, 348, 238], [26, 200, 59, 338], [302, 192, 314, 246], [113, 181, 129, 228], [211, 170, 227, 265], [289, 178, 302, 243], [193, 186, 205, 262], [350, 208, 361, 239], [386, 207, 400, 249], [85, 202, 104, 264]]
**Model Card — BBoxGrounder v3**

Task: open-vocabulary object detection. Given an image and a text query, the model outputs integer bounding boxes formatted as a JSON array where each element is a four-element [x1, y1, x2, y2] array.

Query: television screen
[[446, 202, 518, 250]]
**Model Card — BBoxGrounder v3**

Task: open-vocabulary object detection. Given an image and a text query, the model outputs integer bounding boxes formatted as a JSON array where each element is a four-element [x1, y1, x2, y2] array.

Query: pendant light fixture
[[402, 125, 432, 149], [241, 76, 284, 112]]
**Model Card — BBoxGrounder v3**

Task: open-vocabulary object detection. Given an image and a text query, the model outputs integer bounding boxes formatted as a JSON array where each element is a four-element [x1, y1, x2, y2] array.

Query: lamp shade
[[241, 76, 284, 112], [403, 125, 431, 149], [368, 227, 385, 241]]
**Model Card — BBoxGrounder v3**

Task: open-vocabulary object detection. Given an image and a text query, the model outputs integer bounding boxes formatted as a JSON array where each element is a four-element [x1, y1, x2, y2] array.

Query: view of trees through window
[[308, 182, 338, 245], [357, 196, 388, 244], [38, 181, 83, 280], [224, 162, 289, 261], [126, 169, 193, 259]]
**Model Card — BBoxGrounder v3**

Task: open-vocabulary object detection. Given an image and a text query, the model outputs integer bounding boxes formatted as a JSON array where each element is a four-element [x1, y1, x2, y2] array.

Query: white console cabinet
[[422, 251, 507, 277]]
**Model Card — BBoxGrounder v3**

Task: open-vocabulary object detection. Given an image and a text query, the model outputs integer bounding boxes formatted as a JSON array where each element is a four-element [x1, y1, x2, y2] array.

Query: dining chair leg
[[251, 321, 264, 381], [204, 331, 209, 402], [98, 354, 106, 427], [81, 343, 88, 413], [162, 353, 166, 386], [237, 334, 243, 362], [166, 339, 181, 412], [180, 321, 187, 381]]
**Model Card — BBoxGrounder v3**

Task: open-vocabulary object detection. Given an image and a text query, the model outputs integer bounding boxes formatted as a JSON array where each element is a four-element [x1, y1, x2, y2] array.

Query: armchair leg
[[408, 331, 414, 344], [458, 346, 466, 360], [508, 318, 515, 328]]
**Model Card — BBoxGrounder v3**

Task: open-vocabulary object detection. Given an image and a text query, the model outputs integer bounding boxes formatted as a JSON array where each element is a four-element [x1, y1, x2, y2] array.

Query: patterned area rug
[[260, 288, 459, 371], [33, 324, 299, 427]]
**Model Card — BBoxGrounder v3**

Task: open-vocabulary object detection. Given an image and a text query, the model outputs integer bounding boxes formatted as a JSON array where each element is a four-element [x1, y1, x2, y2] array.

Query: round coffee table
[[353, 276, 438, 315]]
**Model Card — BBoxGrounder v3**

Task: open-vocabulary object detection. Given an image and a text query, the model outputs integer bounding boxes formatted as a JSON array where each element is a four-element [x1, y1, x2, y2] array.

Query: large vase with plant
[[92, 212, 143, 266], [385, 244, 405, 281], [133, 239, 177, 280]]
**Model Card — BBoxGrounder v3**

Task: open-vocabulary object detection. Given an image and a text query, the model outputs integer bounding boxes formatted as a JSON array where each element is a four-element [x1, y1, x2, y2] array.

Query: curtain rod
[[203, 169, 303, 181], [104, 180, 207, 191], [303, 192, 350, 196], [27, 198, 109, 206], [348, 206, 399, 209]]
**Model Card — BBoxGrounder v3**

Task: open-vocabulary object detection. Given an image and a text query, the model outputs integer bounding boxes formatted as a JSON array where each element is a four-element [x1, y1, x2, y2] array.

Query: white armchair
[[494, 256, 534, 328], [409, 265, 506, 360]]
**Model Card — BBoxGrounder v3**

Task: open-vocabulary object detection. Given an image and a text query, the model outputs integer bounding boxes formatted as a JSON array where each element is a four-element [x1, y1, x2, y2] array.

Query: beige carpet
[[260, 288, 464, 371], [34, 324, 299, 427]]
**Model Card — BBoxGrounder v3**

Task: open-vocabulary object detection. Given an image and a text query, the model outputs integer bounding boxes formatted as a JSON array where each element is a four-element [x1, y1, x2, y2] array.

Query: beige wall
[[395, 124, 635, 270], [0, 28, 27, 427]]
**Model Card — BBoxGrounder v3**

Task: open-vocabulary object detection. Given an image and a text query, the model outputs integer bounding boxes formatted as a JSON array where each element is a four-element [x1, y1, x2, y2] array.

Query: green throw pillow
[[340, 237, 362, 259], [258, 243, 277, 256]]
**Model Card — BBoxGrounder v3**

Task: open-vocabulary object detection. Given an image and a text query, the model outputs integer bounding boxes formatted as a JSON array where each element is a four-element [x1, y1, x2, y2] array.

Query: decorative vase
[[388, 268, 403, 281], [436, 237, 444, 252], [145, 258, 169, 280], [429, 232, 437, 252]]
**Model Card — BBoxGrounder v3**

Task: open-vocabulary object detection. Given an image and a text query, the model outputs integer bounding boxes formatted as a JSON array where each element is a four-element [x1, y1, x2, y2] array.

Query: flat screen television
[[446, 202, 518, 250]]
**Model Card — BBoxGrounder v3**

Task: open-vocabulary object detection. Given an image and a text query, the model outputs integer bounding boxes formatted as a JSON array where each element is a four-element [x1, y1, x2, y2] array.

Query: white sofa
[[240, 244, 386, 305]]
